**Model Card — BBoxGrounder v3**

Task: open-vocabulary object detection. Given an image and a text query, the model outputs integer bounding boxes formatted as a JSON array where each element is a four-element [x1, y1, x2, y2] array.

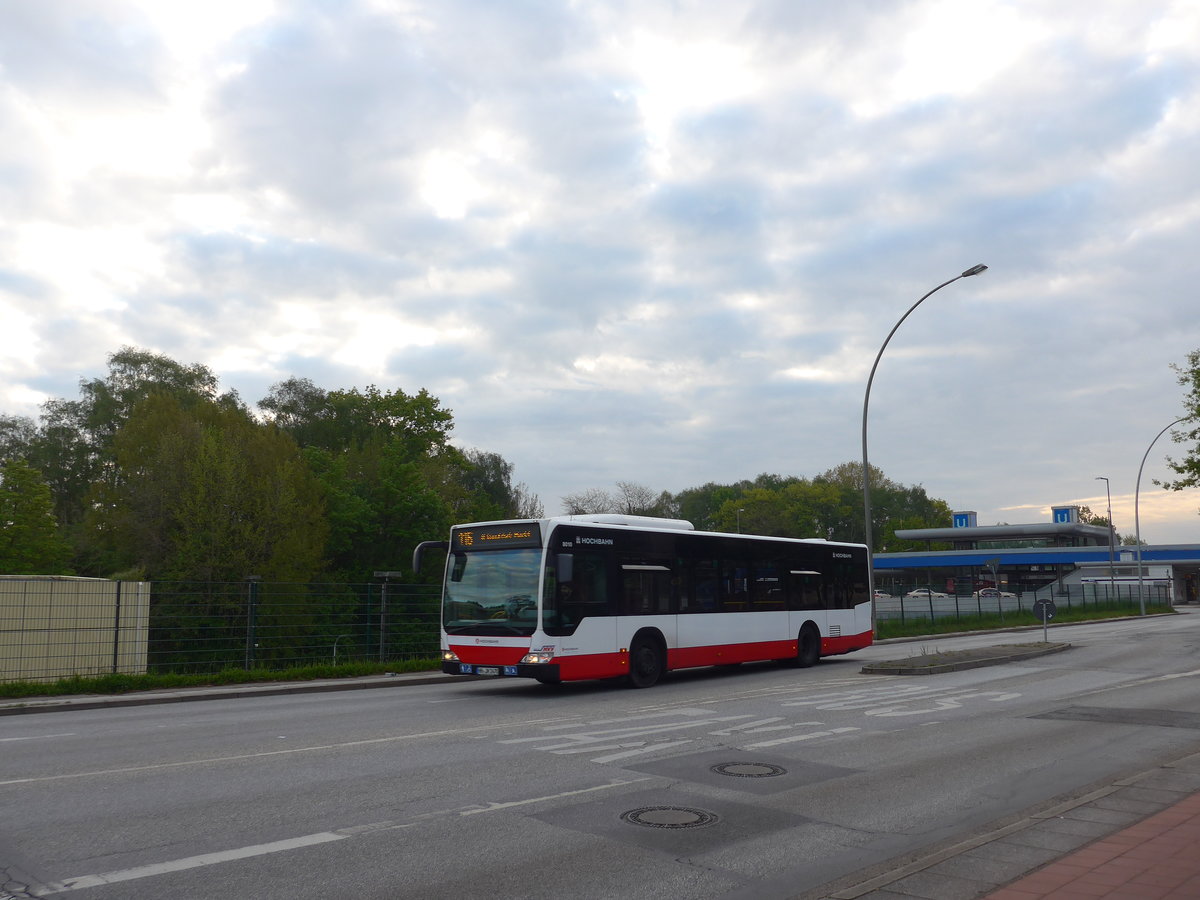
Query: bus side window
[[545, 553, 608, 634], [686, 558, 719, 613], [751, 558, 784, 610], [620, 563, 672, 615], [721, 559, 748, 611], [789, 572, 825, 610]]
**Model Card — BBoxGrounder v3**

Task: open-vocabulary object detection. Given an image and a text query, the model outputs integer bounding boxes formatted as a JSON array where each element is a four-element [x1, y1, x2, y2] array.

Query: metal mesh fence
[[2, 579, 441, 683], [875, 581, 1174, 625], [2, 576, 1180, 683]]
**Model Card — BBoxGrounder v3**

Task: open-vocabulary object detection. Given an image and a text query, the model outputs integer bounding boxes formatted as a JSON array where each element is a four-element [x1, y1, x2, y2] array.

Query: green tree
[[81, 394, 326, 582], [661, 463, 952, 549], [1163, 348, 1200, 494], [304, 441, 450, 582], [458, 449, 543, 522], [0, 458, 72, 574], [28, 347, 237, 527], [261, 378, 487, 579], [0, 414, 36, 463], [260, 378, 454, 456], [672, 481, 750, 531]]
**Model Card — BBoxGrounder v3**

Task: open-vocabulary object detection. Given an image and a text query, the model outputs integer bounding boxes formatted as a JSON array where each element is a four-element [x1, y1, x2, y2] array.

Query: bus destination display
[[452, 523, 542, 551]]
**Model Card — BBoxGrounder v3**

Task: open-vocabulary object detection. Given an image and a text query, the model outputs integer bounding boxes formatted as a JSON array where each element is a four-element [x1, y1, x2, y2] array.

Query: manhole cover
[[711, 762, 787, 778], [619, 806, 719, 829]]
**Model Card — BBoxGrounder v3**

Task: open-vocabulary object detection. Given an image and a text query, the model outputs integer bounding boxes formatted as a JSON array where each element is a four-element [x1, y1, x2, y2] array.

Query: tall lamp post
[[862, 264, 988, 635], [1135, 418, 1186, 614], [1095, 476, 1116, 600]]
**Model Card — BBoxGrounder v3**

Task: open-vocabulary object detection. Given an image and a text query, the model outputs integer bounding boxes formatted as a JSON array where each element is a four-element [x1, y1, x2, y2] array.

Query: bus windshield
[[442, 548, 542, 636]]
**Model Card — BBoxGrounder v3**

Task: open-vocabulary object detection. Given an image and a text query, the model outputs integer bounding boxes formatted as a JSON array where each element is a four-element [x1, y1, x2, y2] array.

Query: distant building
[[874, 506, 1200, 604]]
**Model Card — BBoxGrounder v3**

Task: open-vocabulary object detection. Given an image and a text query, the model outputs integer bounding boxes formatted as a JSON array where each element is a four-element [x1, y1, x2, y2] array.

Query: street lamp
[[737, 508, 745, 533], [861, 264, 988, 636], [1135, 418, 1186, 614], [1095, 476, 1116, 599]]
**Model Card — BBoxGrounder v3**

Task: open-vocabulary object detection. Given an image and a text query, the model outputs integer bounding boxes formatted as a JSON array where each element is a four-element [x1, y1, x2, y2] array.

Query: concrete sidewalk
[[0, 670, 461, 715]]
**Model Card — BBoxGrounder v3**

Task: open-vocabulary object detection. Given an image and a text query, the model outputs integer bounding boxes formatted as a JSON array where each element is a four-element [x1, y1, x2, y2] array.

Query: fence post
[[111, 580, 123, 674], [374, 571, 404, 662], [244, 576, 261, 669]]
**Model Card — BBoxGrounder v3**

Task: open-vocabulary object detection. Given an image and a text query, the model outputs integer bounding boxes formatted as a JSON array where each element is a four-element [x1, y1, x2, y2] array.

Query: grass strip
[[0, 658, 440, 699]]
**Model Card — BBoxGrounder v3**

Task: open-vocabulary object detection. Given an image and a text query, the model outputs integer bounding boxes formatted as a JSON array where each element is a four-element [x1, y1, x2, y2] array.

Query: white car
[[973, 588, 1017, 600], [873, 589, 892, 600], [904, 588, 948, 600]]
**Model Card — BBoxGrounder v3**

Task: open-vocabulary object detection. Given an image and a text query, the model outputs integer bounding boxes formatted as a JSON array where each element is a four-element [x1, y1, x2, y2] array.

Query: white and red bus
[[413, 514, 872, 687]]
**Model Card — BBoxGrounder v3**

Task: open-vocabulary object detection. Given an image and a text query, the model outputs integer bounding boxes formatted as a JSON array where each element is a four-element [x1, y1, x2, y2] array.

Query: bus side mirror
[[556, 553, 574, 584], [412, 541, 449, 575]]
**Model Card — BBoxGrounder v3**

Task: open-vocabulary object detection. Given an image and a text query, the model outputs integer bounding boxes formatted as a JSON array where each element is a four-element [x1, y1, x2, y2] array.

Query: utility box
[[0, 576, 150, 683]]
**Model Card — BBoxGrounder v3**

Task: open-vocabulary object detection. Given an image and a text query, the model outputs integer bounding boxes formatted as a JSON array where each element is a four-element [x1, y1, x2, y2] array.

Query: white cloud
[[0, 0, 1198, 542]]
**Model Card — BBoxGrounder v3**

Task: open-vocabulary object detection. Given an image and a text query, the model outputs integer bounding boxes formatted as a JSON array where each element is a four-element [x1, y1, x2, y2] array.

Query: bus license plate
[[475, 666, 499, 676]]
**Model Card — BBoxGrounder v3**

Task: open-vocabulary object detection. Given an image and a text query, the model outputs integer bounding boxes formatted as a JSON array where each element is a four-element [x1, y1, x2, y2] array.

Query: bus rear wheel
[[796, 626, 821, 668], [627, 635, 664, 688]]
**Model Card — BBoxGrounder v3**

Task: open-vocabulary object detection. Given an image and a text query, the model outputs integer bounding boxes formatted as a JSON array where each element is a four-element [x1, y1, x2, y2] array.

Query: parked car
[[873, 589, 892, 600], [973, 588, 1017, 600], [903, 587, 948, 600]]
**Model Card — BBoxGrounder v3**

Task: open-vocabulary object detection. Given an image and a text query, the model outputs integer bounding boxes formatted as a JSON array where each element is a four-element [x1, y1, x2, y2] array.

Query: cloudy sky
[[2, 0, 1199, 542]]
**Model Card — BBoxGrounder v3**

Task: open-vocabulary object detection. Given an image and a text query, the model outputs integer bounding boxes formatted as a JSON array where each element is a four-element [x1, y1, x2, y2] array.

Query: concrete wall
[[0, 576, 150, 683]]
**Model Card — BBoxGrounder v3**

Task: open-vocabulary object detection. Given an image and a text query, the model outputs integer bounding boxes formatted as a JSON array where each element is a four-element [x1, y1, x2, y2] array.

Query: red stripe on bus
[[447, 645, 527, 665], [450, 629, 873, 681]]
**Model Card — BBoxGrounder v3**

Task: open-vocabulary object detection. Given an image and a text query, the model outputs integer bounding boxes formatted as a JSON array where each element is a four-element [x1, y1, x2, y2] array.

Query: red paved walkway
[[984, 791, 1200, 900]]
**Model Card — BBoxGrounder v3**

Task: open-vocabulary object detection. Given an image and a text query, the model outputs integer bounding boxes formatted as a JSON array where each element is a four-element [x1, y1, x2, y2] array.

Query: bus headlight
[[442, 650, 459, 662], [520, 650, 554, 664]]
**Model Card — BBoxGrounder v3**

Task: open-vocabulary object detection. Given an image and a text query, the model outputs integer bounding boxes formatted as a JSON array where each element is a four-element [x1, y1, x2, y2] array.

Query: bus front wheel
[[627, 635, 664, 688]]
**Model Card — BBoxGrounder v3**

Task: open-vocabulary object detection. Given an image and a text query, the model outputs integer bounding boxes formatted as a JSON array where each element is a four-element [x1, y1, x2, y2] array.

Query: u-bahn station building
[[873, 506, 1200, 605]]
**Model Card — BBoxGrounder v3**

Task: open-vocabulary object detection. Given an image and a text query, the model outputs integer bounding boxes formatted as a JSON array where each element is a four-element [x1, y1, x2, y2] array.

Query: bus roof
[[452, 515, 866, 549]]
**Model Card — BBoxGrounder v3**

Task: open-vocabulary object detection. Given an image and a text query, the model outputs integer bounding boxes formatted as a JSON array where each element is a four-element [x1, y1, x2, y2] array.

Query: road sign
[[1033, 599, 1057, 621]]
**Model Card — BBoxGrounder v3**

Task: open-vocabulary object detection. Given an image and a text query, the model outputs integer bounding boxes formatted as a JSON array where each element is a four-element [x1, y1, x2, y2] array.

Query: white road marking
[[0, 718, 566, 787], [0, 733, 76, 743], [36, 779, 648, 893], [459, 778, 649, 815], [499, 714, 752, 748], [1077, 667, 1200, 699], [741, 726, 861, 749], [39, 833, 350, 894], [591, 740, 695, 763]]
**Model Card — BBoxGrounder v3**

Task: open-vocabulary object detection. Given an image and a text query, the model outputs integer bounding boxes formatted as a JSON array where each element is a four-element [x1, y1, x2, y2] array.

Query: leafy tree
[[660, 463, 952, 549], [0, 458, 72, 574], [304, 442, 450, 583], [0, 414, 36, 463], [260, 377, 491, 578], [1077, 505, 1122, 544], [260, 378, 453, 457], [672, 481, 749, 531], [458, 449, 544, 522], [1163, 348, 1200, 494], [27, 347, 237, 527], [81, 394, 326, 582]]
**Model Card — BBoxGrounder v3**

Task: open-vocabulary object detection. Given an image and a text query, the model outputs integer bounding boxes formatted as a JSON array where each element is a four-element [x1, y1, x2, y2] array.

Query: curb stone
[[861, 642, 1071, 675]]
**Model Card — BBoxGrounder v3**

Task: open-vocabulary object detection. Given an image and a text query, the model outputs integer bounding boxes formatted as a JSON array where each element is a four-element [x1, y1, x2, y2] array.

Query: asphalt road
[[5, 612, 1200, 899]]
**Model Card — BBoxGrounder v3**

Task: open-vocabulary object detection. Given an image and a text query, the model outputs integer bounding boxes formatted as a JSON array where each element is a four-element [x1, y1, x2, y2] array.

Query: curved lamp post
[[862, 264, 988, 636], [1135, 418, 1186, 614], [1095, 475, 1116, 600]]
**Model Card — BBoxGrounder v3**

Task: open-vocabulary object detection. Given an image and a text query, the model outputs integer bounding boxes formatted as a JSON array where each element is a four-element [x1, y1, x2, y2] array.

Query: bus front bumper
[[442, 661, 560, 681]]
